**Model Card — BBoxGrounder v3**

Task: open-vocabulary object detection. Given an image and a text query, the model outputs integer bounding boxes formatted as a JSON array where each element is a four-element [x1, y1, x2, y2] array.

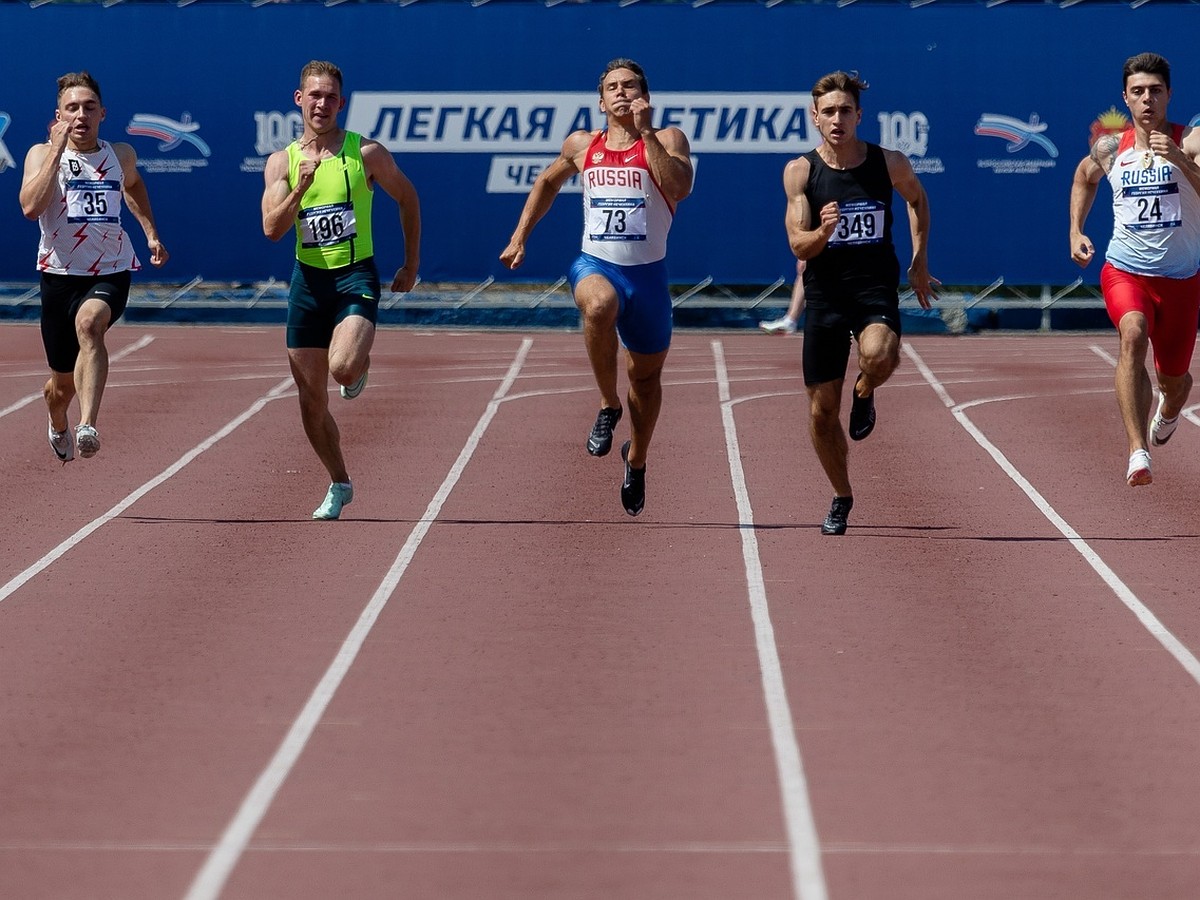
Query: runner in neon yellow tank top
[[263, 60, 422, 520], [286, 131, 375, 269]]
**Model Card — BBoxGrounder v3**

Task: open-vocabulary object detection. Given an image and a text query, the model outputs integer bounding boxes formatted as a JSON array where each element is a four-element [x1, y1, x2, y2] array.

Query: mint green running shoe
[[312, 482, 354, 520]]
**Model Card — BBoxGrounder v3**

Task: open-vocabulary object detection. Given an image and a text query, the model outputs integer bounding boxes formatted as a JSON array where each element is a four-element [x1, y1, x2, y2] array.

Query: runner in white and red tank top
[[1070, 52, 1200, 488], [501, 58, 693, 517], [19, 71, 168, 465]]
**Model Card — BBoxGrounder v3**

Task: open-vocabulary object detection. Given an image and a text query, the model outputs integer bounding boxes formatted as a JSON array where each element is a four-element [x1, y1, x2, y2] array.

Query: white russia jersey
[[37, 141, 140, 275], [1106, 125, 1200, 279], [579, 132, 674, 265]]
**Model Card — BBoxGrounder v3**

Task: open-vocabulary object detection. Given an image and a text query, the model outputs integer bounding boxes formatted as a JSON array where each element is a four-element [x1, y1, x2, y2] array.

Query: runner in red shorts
[[1070, 52, 1200, 486]]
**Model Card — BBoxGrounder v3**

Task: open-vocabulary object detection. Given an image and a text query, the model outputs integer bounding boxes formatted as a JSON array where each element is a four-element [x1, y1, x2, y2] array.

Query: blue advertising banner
[[0, 3, 1197, 286]]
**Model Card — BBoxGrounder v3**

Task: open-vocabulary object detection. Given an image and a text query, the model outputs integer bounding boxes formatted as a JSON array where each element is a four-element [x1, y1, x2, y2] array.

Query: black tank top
[[803, 143, 898, 292]]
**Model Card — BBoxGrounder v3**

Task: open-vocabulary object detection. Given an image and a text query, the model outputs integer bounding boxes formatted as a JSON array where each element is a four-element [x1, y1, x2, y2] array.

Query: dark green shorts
[[287, 258, 380, 349]]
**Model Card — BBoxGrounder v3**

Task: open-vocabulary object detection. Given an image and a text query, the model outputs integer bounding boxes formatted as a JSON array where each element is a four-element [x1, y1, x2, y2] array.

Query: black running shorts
[[40, 270, 132, 373]]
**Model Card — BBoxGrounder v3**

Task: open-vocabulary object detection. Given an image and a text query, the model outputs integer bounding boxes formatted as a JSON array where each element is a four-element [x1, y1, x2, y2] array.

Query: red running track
[[1, 322, 1199, 899]]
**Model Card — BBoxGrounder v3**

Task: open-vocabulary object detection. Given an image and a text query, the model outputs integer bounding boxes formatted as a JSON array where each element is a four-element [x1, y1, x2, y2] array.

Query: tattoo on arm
[[1091, 134, 1120, 174]]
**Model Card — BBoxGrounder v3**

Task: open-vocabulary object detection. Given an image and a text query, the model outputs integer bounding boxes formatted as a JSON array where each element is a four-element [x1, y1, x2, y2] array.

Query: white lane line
[[0, 334, 156, 419], [183, 338, 534, 900], [711, 339, 828, 900], [0, 376, 294, 606], [905, 344, 1200, 688]]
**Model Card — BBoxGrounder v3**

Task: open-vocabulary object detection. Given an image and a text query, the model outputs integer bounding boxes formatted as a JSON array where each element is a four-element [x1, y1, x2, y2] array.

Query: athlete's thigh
[[803, 305, 853, 387], [616, 261, 671, 356], [40, 273, 85, 372], [1149, 273, 1200, 377]]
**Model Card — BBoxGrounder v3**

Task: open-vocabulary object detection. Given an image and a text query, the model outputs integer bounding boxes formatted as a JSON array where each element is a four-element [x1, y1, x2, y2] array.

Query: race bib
[[300, 201, 357, 248], [1117, 182, 1182, 232], [65, 179, 121, 224], [828, 199, 885, 246], [586, 196, 648, 243]]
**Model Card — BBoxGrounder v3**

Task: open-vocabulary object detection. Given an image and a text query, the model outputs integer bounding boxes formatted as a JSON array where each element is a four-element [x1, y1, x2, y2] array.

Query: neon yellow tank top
[[288, 131, 374, 269]]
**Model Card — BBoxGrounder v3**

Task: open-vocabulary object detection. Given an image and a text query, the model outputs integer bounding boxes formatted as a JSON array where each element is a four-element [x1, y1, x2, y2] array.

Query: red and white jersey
[[1106, 124, 1200, 279], [37, 140, 140, 275], [579, 131, 675, 265]]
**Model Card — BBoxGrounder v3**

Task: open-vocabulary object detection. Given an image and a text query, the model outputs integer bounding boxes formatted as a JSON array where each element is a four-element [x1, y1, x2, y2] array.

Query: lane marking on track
[[0, 375, 295, 606], [183, 338, 534, 900], [906, 344, 1200, 688], [711, 339, 829, 900], [0, 334, 155, 420]]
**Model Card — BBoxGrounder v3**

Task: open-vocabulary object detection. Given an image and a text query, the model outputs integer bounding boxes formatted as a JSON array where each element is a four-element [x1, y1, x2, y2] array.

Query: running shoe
[[1150, 393, 1179, 446], [340, 368, 369, 400], [620, 440, 645, 516], [48, 420, 74, 463], [821, 496, 854, 535], [759, 315, 797, 335], [1126, 449, 1152, 487], [74, 424, 100, 459], [312, 481, 354, 520], [586, 406, 623, 457], [848, 376, 876, 442]]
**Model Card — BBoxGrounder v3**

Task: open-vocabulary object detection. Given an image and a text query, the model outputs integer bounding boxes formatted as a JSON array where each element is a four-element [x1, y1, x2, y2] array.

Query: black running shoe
[[586, 406, 623, 456], [821, 496, 853, 535], [848, 376, 876, 442], [620, 440, 645, 516]]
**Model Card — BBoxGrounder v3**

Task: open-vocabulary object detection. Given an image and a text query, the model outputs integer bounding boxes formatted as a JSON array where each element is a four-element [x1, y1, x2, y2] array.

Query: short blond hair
[[299, 60, 343, 93]]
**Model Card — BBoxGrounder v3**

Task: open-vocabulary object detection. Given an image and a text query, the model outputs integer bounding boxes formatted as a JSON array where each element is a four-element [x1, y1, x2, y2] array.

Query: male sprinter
[[262, 60, 421, 519], [20, 71, 168, 463], [783, 70, 936, 535], [500, 58, 692, 516], [1070, 52, 1200, 486]]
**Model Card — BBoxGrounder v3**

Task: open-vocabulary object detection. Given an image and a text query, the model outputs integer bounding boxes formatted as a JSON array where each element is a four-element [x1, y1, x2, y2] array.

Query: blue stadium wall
[[0, 3, 1196, 286]]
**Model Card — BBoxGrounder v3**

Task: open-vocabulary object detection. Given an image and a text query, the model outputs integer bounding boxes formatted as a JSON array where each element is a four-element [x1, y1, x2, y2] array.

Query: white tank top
[[1106, 125, 1200, 279], [37, 140, 140, 275], [579, 131, 674, 265]]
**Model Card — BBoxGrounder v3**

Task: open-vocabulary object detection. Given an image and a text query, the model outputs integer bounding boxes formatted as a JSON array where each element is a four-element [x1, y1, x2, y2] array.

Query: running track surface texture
[[2, 322, 1200, 900]]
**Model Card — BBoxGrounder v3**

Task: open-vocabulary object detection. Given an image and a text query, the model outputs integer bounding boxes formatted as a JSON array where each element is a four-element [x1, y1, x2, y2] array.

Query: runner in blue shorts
[[501, 58, 693, 516]]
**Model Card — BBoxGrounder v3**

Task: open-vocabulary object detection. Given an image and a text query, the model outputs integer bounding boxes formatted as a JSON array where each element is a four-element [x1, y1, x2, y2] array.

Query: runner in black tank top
[[782, 71, 937, 535]]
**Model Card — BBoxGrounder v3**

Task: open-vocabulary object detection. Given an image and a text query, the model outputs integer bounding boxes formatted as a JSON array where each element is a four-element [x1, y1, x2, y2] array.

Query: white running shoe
[[340, 368, 368, 400], [312, 482, 353, 520], [75, 424, 100, 459], [48, 421, 74, 463], [1150, 393, 1179, 446], [1126, 449, 1152, 487], [759, 315, 797, 335]]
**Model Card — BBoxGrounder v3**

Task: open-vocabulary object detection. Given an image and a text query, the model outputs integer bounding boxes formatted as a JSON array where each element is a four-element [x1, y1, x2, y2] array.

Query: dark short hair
[[57, 71, 102, 104], [598, 58, 648, 96], [1124, 52, 1170, 90], [811, 71, 869, 108]]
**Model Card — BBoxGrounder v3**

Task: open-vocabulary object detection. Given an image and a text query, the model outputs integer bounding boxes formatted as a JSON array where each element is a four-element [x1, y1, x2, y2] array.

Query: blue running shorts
[[568, 253, 672, 356]]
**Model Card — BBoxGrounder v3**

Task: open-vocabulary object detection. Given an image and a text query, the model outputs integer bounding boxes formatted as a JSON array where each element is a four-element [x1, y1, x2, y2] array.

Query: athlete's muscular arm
[[362, 138, 422, 293], [886, 149, 937, 309], [116, 143, 168, 267], [631, 98, 693, 202], [18, 120, 72, 219], [499, 129, 591, 270], [783, 156, 836, 261], [1069, 148, 1107, 268], [261, 148, 317, 241]]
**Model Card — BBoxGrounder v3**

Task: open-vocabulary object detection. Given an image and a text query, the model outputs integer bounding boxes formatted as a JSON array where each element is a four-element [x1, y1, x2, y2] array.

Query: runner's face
[[599, 68, 644, 118], [296, 75, 345, 134], [813, 91, 861, 146], [57, 87, 104, 148], [1123, 73, 1170, 131]]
